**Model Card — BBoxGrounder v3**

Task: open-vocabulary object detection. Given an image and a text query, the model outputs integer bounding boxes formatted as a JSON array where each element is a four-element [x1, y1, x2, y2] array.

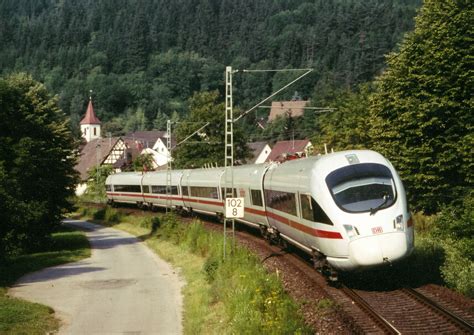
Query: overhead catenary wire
[[234, 68, 314, 122]]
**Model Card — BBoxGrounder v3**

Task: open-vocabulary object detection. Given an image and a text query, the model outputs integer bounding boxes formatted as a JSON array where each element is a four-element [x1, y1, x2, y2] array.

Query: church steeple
[[80, 92, 101, 142]]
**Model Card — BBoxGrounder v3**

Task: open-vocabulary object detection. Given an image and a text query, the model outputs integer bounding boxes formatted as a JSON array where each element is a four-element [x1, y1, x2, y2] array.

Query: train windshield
[[325, 163, 396, 213]]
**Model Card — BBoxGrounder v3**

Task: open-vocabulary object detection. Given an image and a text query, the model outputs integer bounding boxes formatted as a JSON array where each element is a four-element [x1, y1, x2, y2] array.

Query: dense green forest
[[0, 0, 420, 137]]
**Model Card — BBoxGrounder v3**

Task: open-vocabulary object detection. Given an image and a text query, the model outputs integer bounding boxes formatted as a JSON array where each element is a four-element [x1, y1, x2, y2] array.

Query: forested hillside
[[0, 0, 420, 136]]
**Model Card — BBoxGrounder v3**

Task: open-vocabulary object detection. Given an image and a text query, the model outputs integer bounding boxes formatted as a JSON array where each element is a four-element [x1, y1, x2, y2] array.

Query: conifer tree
[[369, 0, 473, 213]]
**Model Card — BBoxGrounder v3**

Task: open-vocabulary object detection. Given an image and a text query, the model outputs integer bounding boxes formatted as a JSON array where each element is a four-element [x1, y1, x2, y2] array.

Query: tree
[[368, 0, 473, 213], [85, 164, 113, 200], [132, 154, 154, 172], [311, 84, 374, 152], [173, 91, 250, 169], [0, 73, 78, 258]]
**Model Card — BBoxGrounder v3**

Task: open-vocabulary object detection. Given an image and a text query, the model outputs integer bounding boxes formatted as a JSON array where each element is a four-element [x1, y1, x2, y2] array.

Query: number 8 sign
[[225, 197, 244, 218]]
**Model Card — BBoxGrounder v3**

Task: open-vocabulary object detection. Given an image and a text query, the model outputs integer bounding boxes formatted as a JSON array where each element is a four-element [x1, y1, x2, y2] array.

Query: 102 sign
[[225, 197, 244, 218]]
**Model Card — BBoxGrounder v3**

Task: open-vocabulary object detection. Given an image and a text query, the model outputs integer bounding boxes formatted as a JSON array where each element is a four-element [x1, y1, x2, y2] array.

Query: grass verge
[[75, 205, 311, 334], [0, 225, 90, 334]]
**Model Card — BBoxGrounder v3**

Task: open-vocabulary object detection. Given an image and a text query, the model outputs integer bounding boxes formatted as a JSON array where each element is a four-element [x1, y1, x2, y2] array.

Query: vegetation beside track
[[74, 204, 311, 334], [341, 209, 473, 298], [0, 225, 90, 334]]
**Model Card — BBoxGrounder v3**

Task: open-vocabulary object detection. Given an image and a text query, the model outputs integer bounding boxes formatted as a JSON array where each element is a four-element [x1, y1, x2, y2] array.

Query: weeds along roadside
[[0, 226, 90, 334], [75, 205, 311, 334]]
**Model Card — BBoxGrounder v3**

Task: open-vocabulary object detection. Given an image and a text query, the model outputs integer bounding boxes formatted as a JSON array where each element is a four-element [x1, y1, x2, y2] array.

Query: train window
[[114, 185, 141, 193], [251, 189, 263, 207], [152, 185, 178, 195], [171, 186, 178, 195], [326, 163, 397, 213], [143, 185, 150, 193], [221, 188, 237, 199], [152, 185, 166, 194], [300, 194, 333, 225], [264, 190, 297, 216], [106, 185, 112, 192], [182, 186, 189, 196], [190, 186, 219, 199]]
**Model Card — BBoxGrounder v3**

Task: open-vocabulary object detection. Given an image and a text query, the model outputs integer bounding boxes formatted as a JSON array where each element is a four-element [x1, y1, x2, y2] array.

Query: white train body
[[105, 150, 414, 272]]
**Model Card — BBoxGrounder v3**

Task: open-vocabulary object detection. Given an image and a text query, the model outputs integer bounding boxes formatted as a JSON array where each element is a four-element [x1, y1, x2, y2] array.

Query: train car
[[142, 170, 186, 210], [181, 167, 225, 216], [105, 172, 145, 206], [220, 164, 270, 230], [105, 149, 414, 275], [263, 150, 414, 274]]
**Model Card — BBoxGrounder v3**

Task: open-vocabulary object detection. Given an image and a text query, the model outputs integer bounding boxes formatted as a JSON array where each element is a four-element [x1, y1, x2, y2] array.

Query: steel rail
[[402, 288, 474, 334], [340, 285, 401, 335]]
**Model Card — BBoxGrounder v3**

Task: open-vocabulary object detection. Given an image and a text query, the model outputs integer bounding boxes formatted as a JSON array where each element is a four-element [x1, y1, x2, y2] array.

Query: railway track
[[217, 220, 474, 334], [340, 285, 474, 334], [80, 203, 474, 334]]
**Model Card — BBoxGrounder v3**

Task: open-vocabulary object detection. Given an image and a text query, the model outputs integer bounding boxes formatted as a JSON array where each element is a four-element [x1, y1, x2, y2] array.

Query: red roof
[[266, 139, 311, 162], [80, 100, 101, 125]]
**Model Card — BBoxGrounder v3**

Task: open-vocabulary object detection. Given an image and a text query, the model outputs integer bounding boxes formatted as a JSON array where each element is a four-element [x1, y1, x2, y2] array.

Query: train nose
[[348, 232, 409, 267]]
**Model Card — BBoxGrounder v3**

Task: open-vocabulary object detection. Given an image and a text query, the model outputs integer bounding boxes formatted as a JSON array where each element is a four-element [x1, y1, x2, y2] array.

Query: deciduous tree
[[173, 91, 250, 169], [0, 73, 78, 258]]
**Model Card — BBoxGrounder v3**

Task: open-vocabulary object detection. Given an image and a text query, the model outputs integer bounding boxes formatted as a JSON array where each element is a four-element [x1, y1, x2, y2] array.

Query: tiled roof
[[75, 137, 120, 180], [124, 130, 176, 148], [266, 139, 311, 162], [247, 141, 270, 164], [80, 100, 101, 125], [268, 100, 308, 122]]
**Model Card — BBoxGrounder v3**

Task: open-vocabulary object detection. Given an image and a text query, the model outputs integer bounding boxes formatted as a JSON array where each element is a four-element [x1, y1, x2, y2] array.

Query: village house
[[246, 141, 272, 164], [268, 100, 309, 122], [265, 139, 313, 163], [74, 99, 174, 195]]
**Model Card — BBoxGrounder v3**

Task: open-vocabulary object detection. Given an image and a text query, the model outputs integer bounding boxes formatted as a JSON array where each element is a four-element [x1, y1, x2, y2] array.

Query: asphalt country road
[[9, 220, 184, 334]]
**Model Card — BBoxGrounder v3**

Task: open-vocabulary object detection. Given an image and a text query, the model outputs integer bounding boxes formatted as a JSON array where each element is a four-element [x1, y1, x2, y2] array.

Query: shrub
[[103, 207, 122, 224], [93, 208, 106, 220], [440, 239, 473, 298], [431, 193, 473, 297]]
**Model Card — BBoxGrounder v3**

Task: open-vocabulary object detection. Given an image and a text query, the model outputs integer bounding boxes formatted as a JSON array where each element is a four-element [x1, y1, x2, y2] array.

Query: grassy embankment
[[74, 201, 472, 334], [0, 226, 90, 334], [74, 204, 311, 334]]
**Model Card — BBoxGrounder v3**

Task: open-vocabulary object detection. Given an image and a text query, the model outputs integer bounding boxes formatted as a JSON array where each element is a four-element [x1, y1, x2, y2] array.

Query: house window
[[93, 128, 96, 136]]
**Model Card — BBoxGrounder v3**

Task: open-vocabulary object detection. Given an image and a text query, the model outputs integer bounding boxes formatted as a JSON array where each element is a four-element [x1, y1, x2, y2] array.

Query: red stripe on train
[[106, 192, 342, 239]]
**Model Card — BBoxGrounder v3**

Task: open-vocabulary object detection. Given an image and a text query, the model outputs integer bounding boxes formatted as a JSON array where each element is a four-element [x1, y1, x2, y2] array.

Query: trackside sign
[[225, 197, 244, 218]]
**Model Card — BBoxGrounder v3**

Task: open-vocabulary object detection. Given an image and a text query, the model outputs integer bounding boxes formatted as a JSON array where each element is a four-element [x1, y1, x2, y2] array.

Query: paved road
[[9, 220, 184, 334]]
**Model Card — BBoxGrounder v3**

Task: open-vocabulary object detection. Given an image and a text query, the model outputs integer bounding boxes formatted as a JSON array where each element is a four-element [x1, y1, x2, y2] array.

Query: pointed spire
[[80, 94, 101, 125]]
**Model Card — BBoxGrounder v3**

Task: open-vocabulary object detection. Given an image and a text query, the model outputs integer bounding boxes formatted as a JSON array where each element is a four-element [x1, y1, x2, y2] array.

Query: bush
[[431, 193, 473, 297], [103, 207, 122, 224], [154, 214, 310, 333], [93, 208, 106, 220], [440, 239, 473, 298]]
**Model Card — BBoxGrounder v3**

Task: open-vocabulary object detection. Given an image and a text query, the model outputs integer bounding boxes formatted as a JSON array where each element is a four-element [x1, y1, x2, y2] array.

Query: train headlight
[[344, 224, 360, 239], [393, 214, 404, 231]]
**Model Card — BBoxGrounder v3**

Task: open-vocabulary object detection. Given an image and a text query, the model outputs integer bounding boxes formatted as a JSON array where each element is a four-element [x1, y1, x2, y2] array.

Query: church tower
[[80, 95, 101, 142]]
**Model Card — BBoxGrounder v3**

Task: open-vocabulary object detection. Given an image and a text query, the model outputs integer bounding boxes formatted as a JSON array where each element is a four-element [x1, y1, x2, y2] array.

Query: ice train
[[105, 150, 414, 275]]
